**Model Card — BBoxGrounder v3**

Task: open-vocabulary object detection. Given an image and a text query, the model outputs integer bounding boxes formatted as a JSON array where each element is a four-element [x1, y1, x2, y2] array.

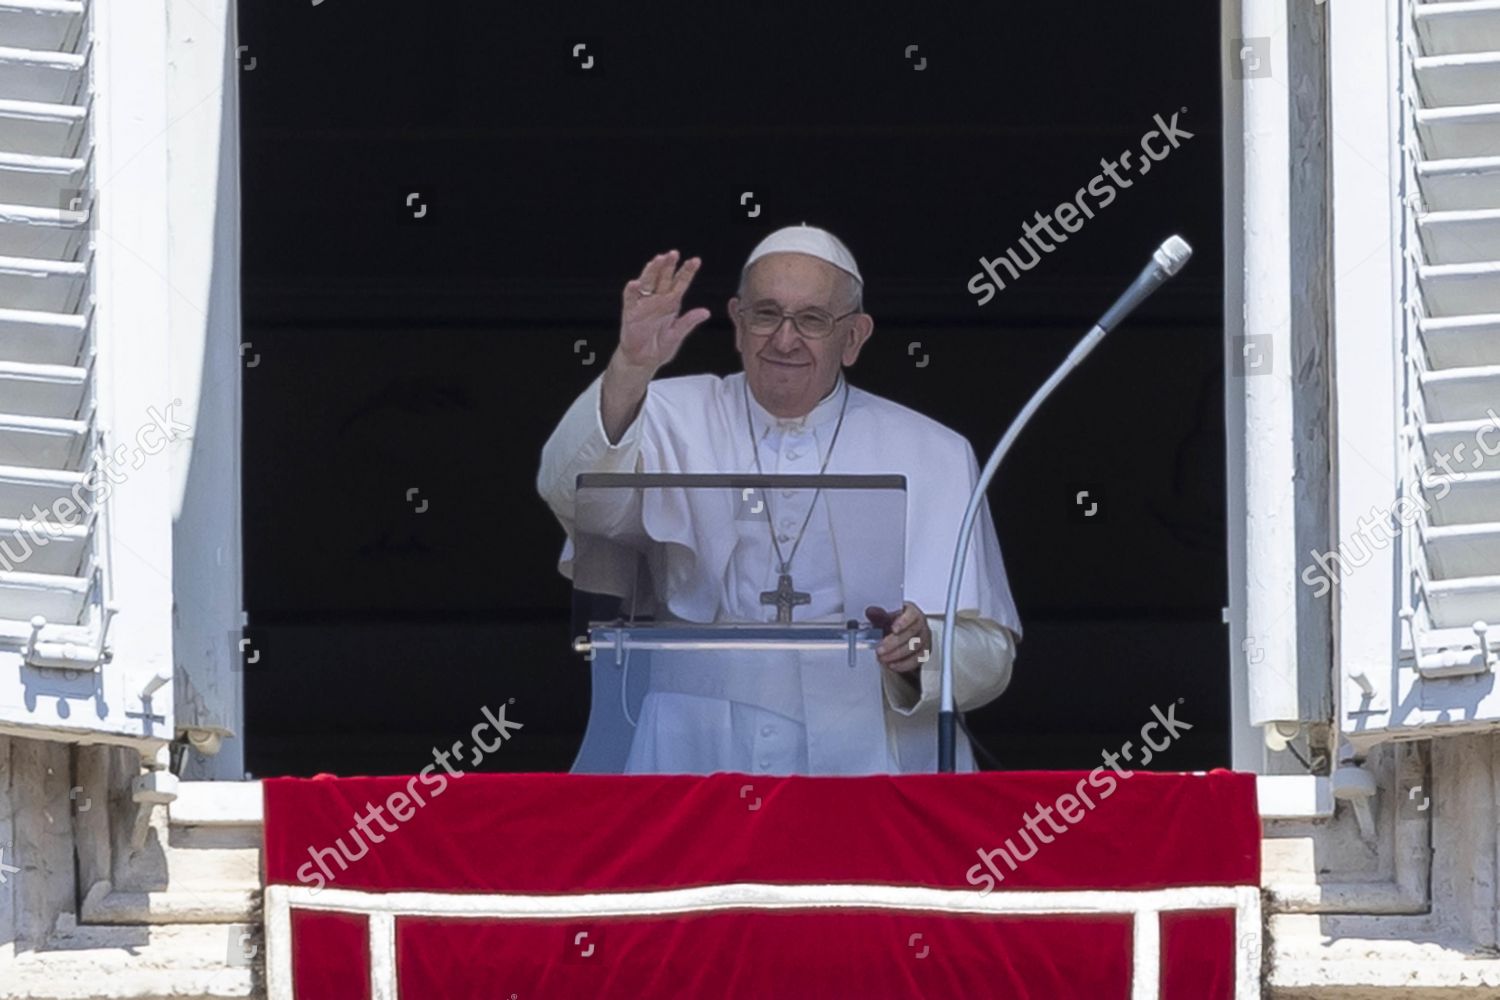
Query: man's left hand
[[875, 601, 932, 676]]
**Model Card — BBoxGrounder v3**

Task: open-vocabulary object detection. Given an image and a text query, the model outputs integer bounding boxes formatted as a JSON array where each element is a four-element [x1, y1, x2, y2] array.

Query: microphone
[[1098, 235, 1195, 333], [937, 236, 1194, 773]]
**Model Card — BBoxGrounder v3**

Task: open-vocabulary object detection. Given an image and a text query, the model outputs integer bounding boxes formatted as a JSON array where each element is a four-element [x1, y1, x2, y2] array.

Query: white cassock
[[537, 368, 1022, 775]]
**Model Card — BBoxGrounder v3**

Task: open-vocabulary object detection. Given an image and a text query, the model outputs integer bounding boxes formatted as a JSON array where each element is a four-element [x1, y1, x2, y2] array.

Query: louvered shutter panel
[[1404, 0, 1500, 679], [0, 1, 111, 661]]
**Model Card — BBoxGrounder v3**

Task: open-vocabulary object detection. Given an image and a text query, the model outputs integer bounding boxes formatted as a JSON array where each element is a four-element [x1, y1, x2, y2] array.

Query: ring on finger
[[639, 288, 655, 296]]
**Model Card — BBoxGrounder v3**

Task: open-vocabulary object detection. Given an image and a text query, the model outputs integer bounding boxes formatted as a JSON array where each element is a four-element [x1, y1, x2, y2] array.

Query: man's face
[[729, 252, 874, 418]]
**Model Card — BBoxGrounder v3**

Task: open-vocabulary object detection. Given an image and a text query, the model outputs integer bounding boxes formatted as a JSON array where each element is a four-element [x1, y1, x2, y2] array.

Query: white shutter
[[0, 0, 113, 665], [1402, 0, 1500, 680]]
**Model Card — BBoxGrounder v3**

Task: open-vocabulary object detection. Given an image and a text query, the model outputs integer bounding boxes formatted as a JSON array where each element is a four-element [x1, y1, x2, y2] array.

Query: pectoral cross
[[760, 572, 811, 624]]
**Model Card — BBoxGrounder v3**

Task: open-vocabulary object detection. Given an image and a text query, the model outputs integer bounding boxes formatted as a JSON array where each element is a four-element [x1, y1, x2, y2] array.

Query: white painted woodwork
[[163, 0, 245, 780], [0, 0, 188, 749], [1241, 0, 1334, 737], [1415, 0, 1500, 57], [1327, 0, 1500, 742], [1222, 3, 1262, 772], [0, 0, 242, 762], [0, 0, 95, 642], [1408, 0, 1500, 670]]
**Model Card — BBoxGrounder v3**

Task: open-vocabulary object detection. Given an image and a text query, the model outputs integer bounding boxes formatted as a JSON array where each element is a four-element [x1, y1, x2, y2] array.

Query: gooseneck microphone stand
[[937, 236, 1195, 772]]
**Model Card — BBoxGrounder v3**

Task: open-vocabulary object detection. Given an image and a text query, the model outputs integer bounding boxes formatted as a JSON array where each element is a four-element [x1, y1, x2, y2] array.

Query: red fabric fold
[[265, 770, 1258, 892]]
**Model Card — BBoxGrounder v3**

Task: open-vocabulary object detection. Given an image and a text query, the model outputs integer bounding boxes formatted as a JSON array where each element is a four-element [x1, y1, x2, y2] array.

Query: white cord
[[619, 581, 642, 728], [619, 645, 637, 728]]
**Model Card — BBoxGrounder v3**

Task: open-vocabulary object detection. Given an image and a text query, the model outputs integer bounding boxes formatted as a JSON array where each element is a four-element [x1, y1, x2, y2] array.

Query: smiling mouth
[[760, 356, 810, 368]]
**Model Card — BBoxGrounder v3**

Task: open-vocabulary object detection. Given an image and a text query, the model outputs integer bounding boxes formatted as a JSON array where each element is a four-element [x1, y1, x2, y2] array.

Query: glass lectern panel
[[568, 473, 906, 773]]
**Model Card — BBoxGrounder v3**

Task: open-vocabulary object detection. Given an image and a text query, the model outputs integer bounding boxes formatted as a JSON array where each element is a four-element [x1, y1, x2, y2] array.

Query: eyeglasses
[[737, 302, 861, 340]]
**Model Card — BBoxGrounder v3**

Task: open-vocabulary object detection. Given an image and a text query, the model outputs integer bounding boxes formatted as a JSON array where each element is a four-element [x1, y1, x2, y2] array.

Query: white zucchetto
[[741, 222, 863, 287]]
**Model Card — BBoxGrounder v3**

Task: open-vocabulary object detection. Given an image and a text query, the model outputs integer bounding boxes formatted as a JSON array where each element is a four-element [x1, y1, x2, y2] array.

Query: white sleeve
[[536, 372, 647, 525], [881, 613, 1017, 716]]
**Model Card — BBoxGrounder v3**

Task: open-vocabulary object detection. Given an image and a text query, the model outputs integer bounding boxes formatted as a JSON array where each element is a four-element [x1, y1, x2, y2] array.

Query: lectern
[[566, 472, 907, 773]]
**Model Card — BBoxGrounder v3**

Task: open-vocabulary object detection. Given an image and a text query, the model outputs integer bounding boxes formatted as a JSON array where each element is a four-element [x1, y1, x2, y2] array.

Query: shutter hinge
[[1413, 621, 1496, 679], [23, 605, 116, 673]]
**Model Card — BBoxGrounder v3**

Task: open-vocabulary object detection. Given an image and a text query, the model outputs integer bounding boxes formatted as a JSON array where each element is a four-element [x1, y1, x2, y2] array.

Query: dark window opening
[[239, 1, 1228, 777]]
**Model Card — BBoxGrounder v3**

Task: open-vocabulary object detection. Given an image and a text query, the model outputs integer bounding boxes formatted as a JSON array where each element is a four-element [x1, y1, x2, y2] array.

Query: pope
[[538, 223, 1023, 774]]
